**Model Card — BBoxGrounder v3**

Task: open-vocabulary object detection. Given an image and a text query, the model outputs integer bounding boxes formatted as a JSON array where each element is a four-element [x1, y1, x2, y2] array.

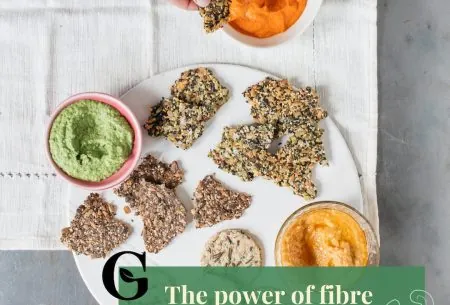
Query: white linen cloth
[[0, 0, 378, 249]]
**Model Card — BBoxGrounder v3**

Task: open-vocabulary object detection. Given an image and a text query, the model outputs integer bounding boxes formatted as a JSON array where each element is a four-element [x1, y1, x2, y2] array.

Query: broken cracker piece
[[228, 124, 275, 150], [243, 78, 327, 136], [171, 67, 230, 117], [114, 154, 183, 207], [268, 163, 317, 200], [60, 193, 131, 259], [209, 124, 276, 181], [199, 0, 231, 33], [144, 97, 208, 149], [114, 155, 186, 253], [133, 180, 187, 253], [276, 124, 328, 166], [192, 175, 252, 228]]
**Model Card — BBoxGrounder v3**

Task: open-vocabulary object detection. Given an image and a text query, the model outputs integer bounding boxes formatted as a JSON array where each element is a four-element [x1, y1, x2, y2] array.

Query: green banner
[[119, 267, 424, 305]]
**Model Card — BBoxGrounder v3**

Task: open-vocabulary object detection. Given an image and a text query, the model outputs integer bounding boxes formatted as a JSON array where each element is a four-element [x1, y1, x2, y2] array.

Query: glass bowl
[[275, 201, 380, 266]]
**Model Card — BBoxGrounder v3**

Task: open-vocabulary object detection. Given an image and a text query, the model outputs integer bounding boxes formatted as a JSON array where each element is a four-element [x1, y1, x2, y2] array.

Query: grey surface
[[0, 251, 97, 305], [378, 0, 450, 303], [1, 0, 449, 304]]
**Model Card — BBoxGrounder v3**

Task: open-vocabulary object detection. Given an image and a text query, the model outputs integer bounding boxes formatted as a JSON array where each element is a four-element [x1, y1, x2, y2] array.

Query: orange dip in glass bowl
[[275, 202, 380, 267], [229, 0, 308, 38]]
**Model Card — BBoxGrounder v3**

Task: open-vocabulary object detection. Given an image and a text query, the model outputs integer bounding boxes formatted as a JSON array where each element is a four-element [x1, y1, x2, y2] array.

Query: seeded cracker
[[276, 124, 328, 166], [133, 180, 187, 253], [60, 193, 131, 259], [192, 175, 252, 228], [114, 154, 183, 207], [269, 164, 317, 200], [144, 97, 208, 149], [199, 0, 231, 33], [209, 124, 277, 181], [201, 229, 262, 267], [241, 78, 329, 199], [228, 123, 275, 150], [114, 155, 187, 253], [243, 77, 327, 136], [171, 67, 230, 117]]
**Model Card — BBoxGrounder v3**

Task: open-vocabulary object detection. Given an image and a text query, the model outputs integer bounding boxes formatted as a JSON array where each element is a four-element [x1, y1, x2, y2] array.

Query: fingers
[[193, 0, 211, 7], [169, 0, 198, 10], [186, 1, 199, 10]]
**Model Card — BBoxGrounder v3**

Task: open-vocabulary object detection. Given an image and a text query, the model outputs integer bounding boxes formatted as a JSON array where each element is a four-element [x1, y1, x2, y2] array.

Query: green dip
[[49, 100, 134, 182]]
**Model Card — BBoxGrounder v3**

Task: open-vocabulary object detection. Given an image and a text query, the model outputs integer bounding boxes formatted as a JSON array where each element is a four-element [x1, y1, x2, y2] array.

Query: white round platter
[[69, 64, 363, 305]]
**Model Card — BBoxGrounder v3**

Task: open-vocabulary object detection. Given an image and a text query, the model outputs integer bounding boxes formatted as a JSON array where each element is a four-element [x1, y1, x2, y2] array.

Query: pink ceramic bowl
[[45, 92, 142, 190]]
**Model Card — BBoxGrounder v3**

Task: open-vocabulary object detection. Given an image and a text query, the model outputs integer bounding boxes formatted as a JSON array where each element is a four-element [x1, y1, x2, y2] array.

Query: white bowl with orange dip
[[223, 0, 323, 47], [275, 201, 380, 267]]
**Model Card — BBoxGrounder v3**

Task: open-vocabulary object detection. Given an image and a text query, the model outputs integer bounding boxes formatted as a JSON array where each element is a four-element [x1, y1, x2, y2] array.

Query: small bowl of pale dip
[[45, 93, 142, 190], [275, 201, 380, 266]]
